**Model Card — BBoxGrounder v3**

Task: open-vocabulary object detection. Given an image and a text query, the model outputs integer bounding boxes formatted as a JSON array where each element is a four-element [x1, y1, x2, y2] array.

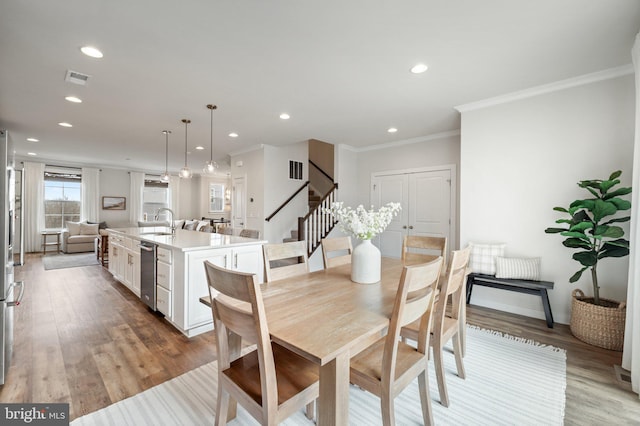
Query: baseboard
[[614, 365, 633, 392]]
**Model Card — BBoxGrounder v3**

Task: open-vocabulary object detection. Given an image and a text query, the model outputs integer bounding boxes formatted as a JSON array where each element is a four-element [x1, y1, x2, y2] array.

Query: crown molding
[[455, 64, 634, 113], [340, 130, 460, 153], [228, 144, 265, 157]]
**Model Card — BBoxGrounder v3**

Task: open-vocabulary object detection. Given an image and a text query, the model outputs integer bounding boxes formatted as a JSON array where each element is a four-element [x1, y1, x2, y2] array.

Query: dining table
[[201, 256, 407, 426]]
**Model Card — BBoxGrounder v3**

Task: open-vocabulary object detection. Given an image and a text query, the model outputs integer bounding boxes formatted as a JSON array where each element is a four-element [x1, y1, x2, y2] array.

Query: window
[[44, 168, 81, 229], [209, 183, 224, 212], [143, 177, 169, 221]]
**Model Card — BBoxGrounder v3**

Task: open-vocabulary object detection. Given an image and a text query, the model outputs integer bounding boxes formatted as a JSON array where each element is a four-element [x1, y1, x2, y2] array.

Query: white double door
[[372, 168, 453, 258]]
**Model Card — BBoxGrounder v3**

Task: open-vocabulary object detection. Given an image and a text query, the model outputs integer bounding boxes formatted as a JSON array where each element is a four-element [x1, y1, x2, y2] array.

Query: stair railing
[[297, 183, 339, 256], [265, 181, 310, 222]]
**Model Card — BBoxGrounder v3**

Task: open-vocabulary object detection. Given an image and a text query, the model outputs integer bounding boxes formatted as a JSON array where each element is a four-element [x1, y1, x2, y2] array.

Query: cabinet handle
[[234, 253, 238, 269], [224, 254, 228, 269]]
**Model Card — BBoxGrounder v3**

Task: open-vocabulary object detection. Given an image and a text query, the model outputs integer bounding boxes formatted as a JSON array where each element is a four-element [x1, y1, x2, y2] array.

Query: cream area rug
[[43, 253, 99, 270], [71, 326, 566, 425]]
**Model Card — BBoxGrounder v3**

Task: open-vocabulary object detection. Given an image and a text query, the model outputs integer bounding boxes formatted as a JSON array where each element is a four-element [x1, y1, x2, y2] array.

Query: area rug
[[70, 326, 567, 425], [43, 253, 99, 270]]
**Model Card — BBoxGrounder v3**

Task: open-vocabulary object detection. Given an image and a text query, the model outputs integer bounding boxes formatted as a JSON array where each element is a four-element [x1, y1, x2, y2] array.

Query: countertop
[[107, 227, 267, 252]]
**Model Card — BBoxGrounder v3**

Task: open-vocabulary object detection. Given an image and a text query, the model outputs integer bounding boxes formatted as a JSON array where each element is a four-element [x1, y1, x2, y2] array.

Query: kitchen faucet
[[155, 207, 176, 234]]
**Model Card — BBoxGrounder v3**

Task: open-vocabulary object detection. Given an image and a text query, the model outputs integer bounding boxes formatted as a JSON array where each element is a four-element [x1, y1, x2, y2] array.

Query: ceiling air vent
[[64, 69, 90, 86]]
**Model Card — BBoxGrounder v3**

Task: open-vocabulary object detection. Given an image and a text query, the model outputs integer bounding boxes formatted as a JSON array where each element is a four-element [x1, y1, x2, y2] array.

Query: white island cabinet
[[107, 227, 266, 337]]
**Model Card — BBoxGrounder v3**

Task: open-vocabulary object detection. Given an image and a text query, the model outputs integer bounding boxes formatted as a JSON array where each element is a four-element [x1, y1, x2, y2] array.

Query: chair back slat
[[263, 241, 309, 282], [321, 237, 352, 269], [402, 236, 447, 266], [213, 297, 259, 343]]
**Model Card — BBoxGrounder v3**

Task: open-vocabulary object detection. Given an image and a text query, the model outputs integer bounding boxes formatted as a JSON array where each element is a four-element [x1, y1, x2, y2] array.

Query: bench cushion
[[495, 256, 541, 280]]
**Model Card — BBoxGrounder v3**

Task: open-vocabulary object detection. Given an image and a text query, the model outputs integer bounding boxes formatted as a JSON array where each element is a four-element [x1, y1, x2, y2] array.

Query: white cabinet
[[176, 245, 264, 335], [108, 232, 140, 297], [156, 246, 172, 318], [109, 234, 125, 282]]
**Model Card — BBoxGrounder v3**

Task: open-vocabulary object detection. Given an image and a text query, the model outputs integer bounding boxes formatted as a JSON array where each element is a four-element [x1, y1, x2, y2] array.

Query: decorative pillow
[[87, 221, 108, 229], [173, 219, 185, 230], [66, 221, 82, 236], [495, 257, 541, 281], [80, 223, 99, 235], [183, 220, 198, 231], [468, 242, 506, 275], [195, 220, 210, 231]]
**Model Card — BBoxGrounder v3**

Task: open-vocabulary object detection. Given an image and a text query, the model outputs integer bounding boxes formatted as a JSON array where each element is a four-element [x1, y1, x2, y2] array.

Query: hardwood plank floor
[[1, 254, 639, 424]]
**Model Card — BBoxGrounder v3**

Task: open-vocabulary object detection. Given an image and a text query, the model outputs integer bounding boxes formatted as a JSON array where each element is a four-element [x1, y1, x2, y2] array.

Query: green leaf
[[569, 222, 594, 232], [573, 250, 598, 267], [571, 210, 591, 224], [599, 246, 629, 259], [562, 238, 593, 250], [569, 267, 588, 283], [553, 206, 569, 213], [609, 170, 622, 180], [603, 187, 632, 199], [561, 231, 590, 239], [591, 199, 617, 222], [555, 219, 572, 224], [599, 179, 620, 194], [545, 227, 567, 234], [600, 225, 624, 239], [603, 216, 630, 225], [608, 198, 631, 211], [569, 199, 596, 212], [602, 238, 629, 248], [578, 180, 601, 190]]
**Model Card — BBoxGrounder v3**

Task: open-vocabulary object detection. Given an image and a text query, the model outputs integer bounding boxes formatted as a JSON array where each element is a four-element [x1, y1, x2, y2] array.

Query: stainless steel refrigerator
[[0, 130, 24, 385]]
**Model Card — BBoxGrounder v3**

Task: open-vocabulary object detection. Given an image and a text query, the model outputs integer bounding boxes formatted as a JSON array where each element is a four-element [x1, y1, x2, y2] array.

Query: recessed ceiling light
[[279, 113, 290, 120], [195, 146, 204, 150], [26, 138, 39, 142], [58, 122, 73, 127], [229, 132, 239, 138], [410, 63, 428, 74], [80, 46, 103, 58], [27, 152, 37, 156], [388, 127, 398, 133], [65, 96, 82, 103]]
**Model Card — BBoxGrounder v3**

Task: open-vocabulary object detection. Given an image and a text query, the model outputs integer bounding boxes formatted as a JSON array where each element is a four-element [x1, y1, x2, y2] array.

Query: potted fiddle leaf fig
[[545, 170, 631, 351]]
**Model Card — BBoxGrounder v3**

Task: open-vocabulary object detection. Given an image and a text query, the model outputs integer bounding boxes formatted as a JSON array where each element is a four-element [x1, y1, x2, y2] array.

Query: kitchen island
[[107, 227, 266, 337]]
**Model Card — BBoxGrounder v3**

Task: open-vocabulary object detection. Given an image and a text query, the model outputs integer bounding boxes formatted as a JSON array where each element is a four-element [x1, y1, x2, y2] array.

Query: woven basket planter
[[570, 289, 626, 351]]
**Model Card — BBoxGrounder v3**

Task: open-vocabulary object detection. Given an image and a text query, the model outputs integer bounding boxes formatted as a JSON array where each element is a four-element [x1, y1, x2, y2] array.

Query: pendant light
[[203, 104, 218, 175], [160, 130, 171, 182], [179, 119, 192, 179]]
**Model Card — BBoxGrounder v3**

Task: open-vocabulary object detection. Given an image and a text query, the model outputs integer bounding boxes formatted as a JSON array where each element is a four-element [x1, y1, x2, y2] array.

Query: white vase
[[351, 239, 381, 284]]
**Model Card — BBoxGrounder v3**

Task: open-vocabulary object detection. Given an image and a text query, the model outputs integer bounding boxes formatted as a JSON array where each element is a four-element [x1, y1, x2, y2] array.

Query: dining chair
[[400, 246, 471, 408], [262, 241, 309, 282], [350, 257, 443, 426], [401, 235, 447, 267], [320, 236, 352, 269], [204, 261, 319, 425], [239, 228, 260, 239], [199, 224, 214, 233], [218, 226, 234, 235]]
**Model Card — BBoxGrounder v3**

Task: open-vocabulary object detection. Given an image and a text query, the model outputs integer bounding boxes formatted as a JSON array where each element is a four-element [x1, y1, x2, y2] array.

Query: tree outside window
[[44, 172, 81, 229]]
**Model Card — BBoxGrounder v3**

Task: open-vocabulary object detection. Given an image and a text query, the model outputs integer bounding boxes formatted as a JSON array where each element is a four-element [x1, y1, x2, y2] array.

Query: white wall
[[231, 147, 265, 236], [460, 74, 635, 325], [98, 168, 131, 227]]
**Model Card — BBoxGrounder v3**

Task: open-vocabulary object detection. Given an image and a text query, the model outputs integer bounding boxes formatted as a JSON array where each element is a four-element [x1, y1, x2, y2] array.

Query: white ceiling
[[1, 1, 638, 175]]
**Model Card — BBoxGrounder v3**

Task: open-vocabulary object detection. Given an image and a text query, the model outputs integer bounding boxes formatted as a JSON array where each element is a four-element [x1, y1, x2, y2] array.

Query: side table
[[41, 231, 61, 255]]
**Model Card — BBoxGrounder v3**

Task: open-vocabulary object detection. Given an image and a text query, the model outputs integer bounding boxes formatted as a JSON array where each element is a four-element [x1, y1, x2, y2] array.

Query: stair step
[[283, 237, 298, 243], [290, 230, 298, 239]]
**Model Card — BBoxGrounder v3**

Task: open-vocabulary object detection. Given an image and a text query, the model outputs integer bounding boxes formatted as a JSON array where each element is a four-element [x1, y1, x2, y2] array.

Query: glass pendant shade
[[202, 104, 218, 175], [161, 130, 171, 182], [180, 118, 192, 179]]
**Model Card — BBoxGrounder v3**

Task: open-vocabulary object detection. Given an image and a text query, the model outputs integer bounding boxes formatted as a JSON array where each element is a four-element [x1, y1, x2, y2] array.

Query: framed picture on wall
[[102, 196, 126, 210]]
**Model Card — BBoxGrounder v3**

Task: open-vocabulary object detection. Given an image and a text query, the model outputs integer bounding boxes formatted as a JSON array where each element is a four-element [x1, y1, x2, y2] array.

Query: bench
[[466, 273, 555, 328]]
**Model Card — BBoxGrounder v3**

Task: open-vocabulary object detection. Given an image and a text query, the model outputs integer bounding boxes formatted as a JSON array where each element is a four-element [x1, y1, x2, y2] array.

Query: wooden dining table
[[201, 257, 407, 426]]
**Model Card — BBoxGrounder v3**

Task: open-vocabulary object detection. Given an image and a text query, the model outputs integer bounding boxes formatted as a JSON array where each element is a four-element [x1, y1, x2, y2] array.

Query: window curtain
[[81, 167, 100, 222], [622, 31, 640, 397], [129, 172, 145, 224], [23, 162, 44, 252]]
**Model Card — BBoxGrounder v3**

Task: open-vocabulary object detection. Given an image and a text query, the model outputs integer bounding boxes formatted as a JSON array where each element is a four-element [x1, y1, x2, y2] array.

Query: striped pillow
[[469, 242, 505, 275], [495, 257, 541, 281]]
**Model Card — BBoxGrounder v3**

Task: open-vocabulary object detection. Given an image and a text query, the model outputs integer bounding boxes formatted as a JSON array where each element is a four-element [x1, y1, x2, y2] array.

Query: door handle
[[7, 281, 24, 307], [402, 225, 407, 229], [408, 226, 414, 230]]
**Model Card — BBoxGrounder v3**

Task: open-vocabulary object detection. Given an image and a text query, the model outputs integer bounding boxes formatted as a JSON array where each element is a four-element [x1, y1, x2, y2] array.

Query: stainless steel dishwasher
[[139, 241, 157, 311]]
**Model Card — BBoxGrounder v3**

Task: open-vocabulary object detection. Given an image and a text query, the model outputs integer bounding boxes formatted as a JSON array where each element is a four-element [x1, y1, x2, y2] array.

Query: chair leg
[[452, 333, 466, 380], [433, 342, 450, 407], [305, 400, 315, 420], [380, 393, 395, 426], [418, 369, 434, 425], [215, 386, 229, 426]]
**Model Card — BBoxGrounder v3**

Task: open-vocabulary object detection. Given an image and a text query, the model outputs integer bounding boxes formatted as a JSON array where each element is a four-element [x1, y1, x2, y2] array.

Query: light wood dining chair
[[205, 261, 319, 425], [400, 246, 471, 408], [350, 257, 443, 426], [218, 226, 234, 235], [262, 241, 309, 282], [239, 228, 260, 239], [320, 237, 352, 269], [401, 235, 447, 267]]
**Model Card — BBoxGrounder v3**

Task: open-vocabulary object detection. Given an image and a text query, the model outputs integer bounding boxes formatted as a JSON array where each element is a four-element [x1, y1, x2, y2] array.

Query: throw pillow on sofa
[[80, 223, 99, 235], [66, 221, 83, 236]]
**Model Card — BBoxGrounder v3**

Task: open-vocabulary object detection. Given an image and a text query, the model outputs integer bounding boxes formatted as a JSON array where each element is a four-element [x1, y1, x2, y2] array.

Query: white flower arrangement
[[325, 202, 401, 240]]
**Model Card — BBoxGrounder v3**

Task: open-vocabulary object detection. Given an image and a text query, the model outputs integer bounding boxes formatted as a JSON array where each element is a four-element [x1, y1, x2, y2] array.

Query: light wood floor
[[1, 254, 639, 424]]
